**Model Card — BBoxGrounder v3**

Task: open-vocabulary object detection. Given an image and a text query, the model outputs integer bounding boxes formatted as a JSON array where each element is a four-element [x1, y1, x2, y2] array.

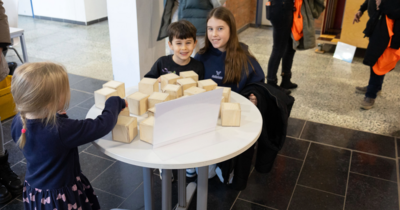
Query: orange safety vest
[[291, 0, 303, 41], [372, 16, 400, 75]]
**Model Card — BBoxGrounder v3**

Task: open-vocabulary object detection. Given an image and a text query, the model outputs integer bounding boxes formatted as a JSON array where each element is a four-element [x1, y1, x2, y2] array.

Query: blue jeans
[[366, 67, 385, 99]]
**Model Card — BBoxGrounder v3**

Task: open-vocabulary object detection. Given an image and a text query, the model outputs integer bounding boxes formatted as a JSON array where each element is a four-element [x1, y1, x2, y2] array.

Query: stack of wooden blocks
[[94, 70, 242, 146]]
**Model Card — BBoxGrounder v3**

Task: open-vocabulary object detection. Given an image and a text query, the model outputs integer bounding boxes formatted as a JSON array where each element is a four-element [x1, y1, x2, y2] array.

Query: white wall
[[84, 0, 107, 22], [17, 0, 107, 23]]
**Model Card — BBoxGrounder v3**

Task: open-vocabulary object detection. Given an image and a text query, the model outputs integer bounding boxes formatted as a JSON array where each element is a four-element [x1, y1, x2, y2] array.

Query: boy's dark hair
[[168, 20, 197, 42]]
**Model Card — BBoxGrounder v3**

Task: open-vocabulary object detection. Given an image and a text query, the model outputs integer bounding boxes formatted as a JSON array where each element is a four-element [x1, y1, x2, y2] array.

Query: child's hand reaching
[[122, 99, 128, 111], [158, 77, 161, 83], [249, 94, 257, 106], [57, 110, 67, 115]]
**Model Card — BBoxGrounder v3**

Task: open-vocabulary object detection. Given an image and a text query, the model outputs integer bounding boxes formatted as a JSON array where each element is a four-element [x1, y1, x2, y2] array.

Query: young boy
[[145, 20, 205, 80]]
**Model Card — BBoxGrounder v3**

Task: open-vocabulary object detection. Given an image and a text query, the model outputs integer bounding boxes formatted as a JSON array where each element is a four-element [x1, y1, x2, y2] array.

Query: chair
[[4, 0, 24, 64], [0, 118, 4, 155]]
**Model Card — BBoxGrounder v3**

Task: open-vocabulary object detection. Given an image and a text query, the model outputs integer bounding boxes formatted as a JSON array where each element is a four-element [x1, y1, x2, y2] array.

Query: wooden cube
[[161, 73, 180, 90], [94, 88, 118, 109], [148, 92, 170, 108], [127, 92, 150, 116], [139, 78, 159, 95], [221, 103, 241, 127], [148, 107, 155, 117], [219, 96, 225, 117], [140, 116, 154, 144], [163, 84, 182, 99], [216, 87, 231, 102], [198, 79, 217, 92], [103, 80, 125, 98], [179, 70, 198, 82], [120, 107, 130, 116], [177, 78, 197, 95], [184, 87, 206, 96], [112, 116, 138, 143]]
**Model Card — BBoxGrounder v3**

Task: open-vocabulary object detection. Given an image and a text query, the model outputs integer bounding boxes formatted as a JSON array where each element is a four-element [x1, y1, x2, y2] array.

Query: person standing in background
[[0, 0, 23, 204], [0, 0, 10, 82], [157, 0, 226, 57]]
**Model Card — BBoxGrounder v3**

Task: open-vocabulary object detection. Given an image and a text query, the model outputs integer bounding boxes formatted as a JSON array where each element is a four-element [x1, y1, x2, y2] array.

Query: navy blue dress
[[11, 96, 126, 210]]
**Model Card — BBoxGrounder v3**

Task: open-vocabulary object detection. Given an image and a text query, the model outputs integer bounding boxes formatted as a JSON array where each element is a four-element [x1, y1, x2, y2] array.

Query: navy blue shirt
[[194, 44, 265, 93], [11, 96, 125, 190]]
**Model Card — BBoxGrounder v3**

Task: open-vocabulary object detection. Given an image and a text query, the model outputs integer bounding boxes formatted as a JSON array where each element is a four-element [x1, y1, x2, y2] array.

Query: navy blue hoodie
[[194, 43, 265, 93]]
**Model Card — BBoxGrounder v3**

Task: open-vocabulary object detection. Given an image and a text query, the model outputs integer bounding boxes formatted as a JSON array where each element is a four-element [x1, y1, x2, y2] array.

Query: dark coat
[[361, 0, 400, 67], [217, 83, 295, 190]]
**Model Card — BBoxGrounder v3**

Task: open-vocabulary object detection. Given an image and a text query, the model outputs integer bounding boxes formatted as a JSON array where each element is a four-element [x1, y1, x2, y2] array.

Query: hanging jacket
[[217, 83, 295, 190], [372, 16, 400, 75], [0, 0, 10, 49], [157, 0, 226, 41], [292, 0, 325, 50], [291, 0, 304, 41], [361, 0, 400, 67]]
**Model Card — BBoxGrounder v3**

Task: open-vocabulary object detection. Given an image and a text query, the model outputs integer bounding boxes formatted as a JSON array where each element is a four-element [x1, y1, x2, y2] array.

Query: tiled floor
[[1, 74, 399, 210], [2, 16, 400, 210]]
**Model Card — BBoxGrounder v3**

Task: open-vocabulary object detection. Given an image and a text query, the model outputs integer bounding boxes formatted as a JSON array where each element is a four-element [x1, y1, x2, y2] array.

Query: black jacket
[[217, 83, 294, 190], [361, 0, 400, 67]]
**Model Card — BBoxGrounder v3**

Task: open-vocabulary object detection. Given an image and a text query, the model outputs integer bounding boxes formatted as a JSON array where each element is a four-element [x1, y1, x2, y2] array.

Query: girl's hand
[[122, 99, 128, 111], [376, 0, 381, 10], [249, 94, 257, 106], [158, 77, 161, 83]]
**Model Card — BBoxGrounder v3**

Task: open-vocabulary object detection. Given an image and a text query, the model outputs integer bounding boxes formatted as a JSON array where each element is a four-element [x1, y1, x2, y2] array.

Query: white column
[[107, 0, 165, 89]]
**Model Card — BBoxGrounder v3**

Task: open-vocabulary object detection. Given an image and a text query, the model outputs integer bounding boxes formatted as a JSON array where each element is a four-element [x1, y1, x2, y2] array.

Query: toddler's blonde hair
[[11, 62, 70, 148]]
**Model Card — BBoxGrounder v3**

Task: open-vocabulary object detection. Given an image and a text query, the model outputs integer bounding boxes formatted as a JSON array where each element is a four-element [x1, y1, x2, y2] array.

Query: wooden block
[[198, 79, 217, 92], [177, 78, 197, 95], [103, 80, 125, 98], [216, 86, 231, 102], [94, 87, 118, 109], [219, 96, 225, 118], [140, 116, 154, 144], [163, 84, 182, 99], [161, 73, 180, 90], [184, 87, 206, 96], [148, 92, 170, 108], [127, 92, 150, 116], [221, 103, 241, 127], [112, 116, 138, 143], [120, 107, 130, 116], [139, 78, 159, 95], [148, 107, 155, 117], [179, 70, 198, 82]]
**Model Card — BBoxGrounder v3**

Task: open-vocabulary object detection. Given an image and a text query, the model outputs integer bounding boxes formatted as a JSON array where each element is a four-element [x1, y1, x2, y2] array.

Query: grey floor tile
[[94, 188, 125, 210], [287, 118, 306, 138], [345, 173, 399, 210], [68, 73, 87, 86], [279, 137, 310, 160], [288, 185, 344, 210], [70, 90, 93, 107], [70, 78, 107, 93], [239, 155, 303, 210], [78, 143, 92, 153], [79, 152, 115, 182], [0, 199, 24, 210], [298, 143, 351, 195], [4, 141, 25, 166], [91, 161, 143, 198], [1, 120, 13, 144], [300, 121, 396, 158], [231, 199, 274, 210], [84, 145, 116, 161], [10, 162, 27, 183], [67, 106, 89, 120], [351, 152, 397, 182], [76, 96, 95, 110]]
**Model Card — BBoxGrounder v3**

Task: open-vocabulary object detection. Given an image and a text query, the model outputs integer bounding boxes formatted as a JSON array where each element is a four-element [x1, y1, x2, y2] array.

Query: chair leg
[[7, 46, 24, 64], [0, 119, 5, 155]]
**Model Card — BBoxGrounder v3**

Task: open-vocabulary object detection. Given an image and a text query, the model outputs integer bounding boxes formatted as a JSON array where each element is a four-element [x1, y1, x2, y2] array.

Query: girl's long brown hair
[[198, 7, 256, 85]]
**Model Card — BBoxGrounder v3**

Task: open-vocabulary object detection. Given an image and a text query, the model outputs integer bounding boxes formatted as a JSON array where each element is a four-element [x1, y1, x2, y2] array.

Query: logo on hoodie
[[212, 70, 223, 80]]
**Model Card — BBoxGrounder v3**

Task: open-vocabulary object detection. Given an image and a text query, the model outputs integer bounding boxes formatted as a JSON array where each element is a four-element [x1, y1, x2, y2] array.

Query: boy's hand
[[376, 0, 381, 10], [57, 110, 67, 115], [353, 11, 362, 24], [158, 77, 161, 83], [249, 94, 257, 106]]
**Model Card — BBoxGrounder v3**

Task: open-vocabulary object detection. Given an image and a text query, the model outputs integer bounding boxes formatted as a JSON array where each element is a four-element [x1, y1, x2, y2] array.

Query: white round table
[[86, 86, 262, 210]]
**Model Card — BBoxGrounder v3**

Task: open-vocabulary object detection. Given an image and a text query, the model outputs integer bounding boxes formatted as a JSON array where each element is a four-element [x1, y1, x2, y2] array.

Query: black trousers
[[366, 67, 385, 99], [267, 6, 296, 81]]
